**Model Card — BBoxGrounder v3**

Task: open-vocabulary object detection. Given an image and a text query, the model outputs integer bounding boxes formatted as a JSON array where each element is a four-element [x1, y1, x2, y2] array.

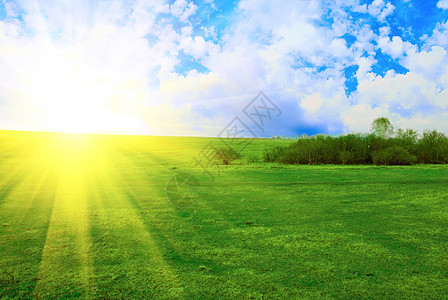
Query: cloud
[[343, 104, 386, 133], [426, 20, 448, 48], [170, 0, 197, 23], [0, 0, 448, 137], [437, 0, 448, 9], [367, 0, 395, 22], [404, 46, 447, 80], [378, 35, 416, 59]]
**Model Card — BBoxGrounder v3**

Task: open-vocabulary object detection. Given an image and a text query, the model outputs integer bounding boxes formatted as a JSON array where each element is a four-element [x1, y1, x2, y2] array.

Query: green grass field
[[1, 130, 447, 299]]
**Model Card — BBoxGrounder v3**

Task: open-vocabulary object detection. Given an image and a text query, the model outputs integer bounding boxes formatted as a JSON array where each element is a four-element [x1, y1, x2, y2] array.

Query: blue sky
[[0, 0, 447, 136]]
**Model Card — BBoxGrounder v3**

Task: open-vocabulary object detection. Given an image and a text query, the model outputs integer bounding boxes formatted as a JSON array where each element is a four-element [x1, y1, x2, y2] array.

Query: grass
[[0, 130, 447, 299]]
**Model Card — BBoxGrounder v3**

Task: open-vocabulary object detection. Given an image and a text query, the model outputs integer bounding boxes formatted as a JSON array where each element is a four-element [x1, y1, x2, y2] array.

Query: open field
[[1, 130, 447, 299]]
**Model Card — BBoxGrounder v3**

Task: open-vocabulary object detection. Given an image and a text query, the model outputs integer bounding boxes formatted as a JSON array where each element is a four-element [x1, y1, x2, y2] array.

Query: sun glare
[[8, 35, 150, 136], [29, 50, 110, 134]]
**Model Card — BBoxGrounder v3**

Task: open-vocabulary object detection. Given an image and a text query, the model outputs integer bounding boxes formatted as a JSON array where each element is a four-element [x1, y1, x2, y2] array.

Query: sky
[[0, 0, 447, 137]]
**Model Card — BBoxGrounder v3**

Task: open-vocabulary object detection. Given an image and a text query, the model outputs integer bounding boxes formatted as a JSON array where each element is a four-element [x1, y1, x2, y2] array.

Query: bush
[[263, 146, 285, 163], [246, 154, 260, 163], [214, 147, 242, 165], [262, 120, 447, 166], [372, 146, 417, 165], [282, 146, 305, 164]]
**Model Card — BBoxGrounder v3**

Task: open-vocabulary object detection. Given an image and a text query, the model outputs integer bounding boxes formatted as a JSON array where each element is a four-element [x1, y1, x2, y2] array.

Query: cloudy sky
[[0, 0, 447, 137]]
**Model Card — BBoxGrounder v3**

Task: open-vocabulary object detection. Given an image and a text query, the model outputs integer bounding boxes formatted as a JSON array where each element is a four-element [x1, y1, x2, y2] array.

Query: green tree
[[395, 128, 419, 154], [418, 130, 448, 163], [371, 117, 394, 138], [214, 147, 242, 165]]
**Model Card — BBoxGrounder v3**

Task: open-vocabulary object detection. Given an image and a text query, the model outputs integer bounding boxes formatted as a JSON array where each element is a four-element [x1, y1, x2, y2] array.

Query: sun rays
[[34, 135, 96, 297], [0, 131, 193, 297]]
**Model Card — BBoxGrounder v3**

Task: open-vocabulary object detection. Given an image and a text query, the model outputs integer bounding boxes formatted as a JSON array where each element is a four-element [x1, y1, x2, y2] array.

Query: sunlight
[[35, 133, 96, 297], [29, 50, 114, 134], [3, 20, 151, 135]]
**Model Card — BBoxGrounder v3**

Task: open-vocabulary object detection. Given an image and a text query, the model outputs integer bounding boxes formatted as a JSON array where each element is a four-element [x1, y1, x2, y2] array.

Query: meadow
[[1, 130, 447, 299]]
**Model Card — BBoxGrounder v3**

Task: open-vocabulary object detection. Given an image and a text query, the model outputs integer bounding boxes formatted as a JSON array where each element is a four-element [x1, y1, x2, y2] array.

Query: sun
[[25, 48, 107, 134], [19, 43, 149, 135]]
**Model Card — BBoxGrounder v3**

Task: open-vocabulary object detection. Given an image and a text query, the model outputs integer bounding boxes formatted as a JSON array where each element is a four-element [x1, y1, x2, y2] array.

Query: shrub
[[281, 147, 304, 164], [214, 147, 242, 165], [263, 146, 285, 163], [339, 133, 370, 163], [246, 154, 260, 163], [372, 146, 417, 165], [262, 120, 447, 166]]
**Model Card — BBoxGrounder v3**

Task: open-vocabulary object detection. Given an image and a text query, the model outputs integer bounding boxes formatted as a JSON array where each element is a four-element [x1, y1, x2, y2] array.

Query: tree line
[[263, 118, 448, 165]]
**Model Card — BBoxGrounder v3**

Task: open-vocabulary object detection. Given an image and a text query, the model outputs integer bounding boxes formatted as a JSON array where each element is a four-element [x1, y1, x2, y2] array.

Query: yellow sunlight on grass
[[34, 134, 96, 297], [24, 132, 183, 297]]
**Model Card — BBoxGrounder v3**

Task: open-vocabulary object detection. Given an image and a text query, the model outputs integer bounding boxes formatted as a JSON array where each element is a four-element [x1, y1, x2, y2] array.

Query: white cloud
[[367, 0, 395, 22], [205, 0, 217, 10], [439, 65, 448, 89], [301, 94, 324, 113], [437, 0, 448, 9], [170, 0, 198, 23], [378, 35, 416, 59], [180, 34, 220, 61], [343, 104, 386, 133], [403, 46, 447, 81], [426, 20, 448, 48], [330, 38, 348, 58], [348, 65, 448, 133], [140, 0, 448, 135], [1, 0, 448, 137]]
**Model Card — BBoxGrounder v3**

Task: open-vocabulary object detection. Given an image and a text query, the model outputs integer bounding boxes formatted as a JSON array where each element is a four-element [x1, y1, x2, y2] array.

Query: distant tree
[[214, 147, 242, 165], [371, 117, 394, 138], [395, 128, 418, 144], [395, 128, 419, 154], [418, 130, 448, 163]]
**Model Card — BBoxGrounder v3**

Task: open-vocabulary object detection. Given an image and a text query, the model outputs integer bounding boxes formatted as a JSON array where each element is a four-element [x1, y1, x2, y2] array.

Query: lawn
[[1, 130, 447, 299]]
